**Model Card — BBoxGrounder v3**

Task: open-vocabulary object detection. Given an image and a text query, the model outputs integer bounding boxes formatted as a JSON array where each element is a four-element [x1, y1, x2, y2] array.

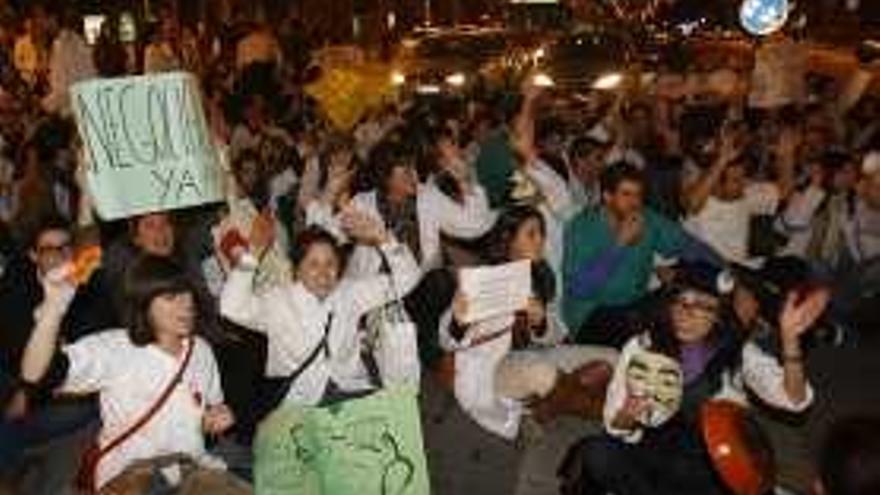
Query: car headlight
[[592, 72, 623, 90], [532, 73, 554, 88], [416, 84, 441, 95], [391, 71, 407, 86], [445, 72, 466, 86]]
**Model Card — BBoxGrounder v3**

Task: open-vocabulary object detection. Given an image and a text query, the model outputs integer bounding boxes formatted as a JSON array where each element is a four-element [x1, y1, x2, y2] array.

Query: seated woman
[[218, 209, 421, 408], [18, 255, 243, 493], [578, 262, 827, 495], [308, 139, 496, 280], [437, 206, 618, 440]]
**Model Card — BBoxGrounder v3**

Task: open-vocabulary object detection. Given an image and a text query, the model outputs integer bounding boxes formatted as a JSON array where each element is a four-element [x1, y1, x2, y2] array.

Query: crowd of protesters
[[0, 1, 879, 494]]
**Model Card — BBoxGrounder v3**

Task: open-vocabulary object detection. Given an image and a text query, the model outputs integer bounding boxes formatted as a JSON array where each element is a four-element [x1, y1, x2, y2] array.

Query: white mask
[[625, 350, 684, 427]]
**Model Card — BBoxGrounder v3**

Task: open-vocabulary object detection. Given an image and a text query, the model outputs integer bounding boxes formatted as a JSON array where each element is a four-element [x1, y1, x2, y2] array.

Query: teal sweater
[[562, 206, 686, 334]]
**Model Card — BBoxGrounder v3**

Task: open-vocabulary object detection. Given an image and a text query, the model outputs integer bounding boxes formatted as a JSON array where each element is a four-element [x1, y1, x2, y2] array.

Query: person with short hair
[[18, 255, 243, 492], [562, 162, 689, 347], [219, 212, 421, 409], [567, 135, 613, 211], [0, 217, 116, 477], [683, 125, 797, 266], [578, 262, 823, 495]]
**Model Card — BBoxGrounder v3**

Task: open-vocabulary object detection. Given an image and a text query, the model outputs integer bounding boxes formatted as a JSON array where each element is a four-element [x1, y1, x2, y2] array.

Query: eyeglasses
[[674, 292, 720, 315], [36, 242, 72, 256]]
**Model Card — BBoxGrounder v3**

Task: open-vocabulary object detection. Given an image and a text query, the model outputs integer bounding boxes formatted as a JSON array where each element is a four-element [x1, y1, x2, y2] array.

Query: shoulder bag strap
[[268, 312, 333, 403], [95, 339, 196, 459]]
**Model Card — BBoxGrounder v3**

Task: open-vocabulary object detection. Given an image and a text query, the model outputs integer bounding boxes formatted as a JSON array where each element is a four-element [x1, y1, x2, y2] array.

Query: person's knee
[[495, 358, 558, 400]]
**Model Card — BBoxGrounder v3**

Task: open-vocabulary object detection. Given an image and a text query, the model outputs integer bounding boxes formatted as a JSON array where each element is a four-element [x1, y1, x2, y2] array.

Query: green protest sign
[[71, 72, 223, 220], [254, 386, 431, 495]]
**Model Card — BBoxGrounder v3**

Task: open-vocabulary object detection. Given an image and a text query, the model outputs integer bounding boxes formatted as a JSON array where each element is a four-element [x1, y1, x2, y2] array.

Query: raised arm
[[524, 158, 574, 218], [340, 208, 421, 314], [20, 270, 76, 384], [772, 127, 800, 201], [429, 182, 497, 240], [217, 226, 271, 332], [742, 289, 828, 412], [683, 135, 738, 214]]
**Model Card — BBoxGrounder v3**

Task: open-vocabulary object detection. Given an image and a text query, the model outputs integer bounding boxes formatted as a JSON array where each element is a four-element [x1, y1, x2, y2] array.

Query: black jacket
[[0, 257, 119, 405]]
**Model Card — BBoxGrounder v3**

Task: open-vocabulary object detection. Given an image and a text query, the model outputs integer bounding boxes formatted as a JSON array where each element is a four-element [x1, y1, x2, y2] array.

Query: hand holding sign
[[457, 260, 532, 324]]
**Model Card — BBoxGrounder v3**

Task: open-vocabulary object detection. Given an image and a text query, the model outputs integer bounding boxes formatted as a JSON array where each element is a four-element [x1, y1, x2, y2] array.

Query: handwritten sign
[[458, 260, 532, 324], [254, 386, 430, 495], [71, 72, 223, 220]]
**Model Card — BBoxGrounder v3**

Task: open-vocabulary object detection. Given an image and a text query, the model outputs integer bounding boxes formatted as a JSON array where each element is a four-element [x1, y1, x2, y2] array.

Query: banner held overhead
[[71, 72, 223, 220]]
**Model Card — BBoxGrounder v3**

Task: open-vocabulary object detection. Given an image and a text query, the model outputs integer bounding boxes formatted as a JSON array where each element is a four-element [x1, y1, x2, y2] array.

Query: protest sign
[[253, 386, 430, 495], [71, 72, 223, 220], [458, 260, 532, 324]]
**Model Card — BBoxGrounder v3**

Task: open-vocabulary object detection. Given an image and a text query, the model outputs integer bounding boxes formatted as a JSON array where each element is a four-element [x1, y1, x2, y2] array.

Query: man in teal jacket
[[563, 162, 688, 346]]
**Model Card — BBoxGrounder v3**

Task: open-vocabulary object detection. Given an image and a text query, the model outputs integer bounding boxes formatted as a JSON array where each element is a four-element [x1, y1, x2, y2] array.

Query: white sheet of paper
[[459, 260, 532, 324]]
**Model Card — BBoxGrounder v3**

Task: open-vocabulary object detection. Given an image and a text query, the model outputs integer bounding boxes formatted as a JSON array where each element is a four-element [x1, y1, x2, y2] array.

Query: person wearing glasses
[[0, 216, 116, 488]]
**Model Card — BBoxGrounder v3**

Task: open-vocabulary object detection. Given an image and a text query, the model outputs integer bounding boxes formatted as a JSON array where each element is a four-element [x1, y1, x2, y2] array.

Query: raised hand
[[340, 207, 388, 246], [779, 287, 831, 343]]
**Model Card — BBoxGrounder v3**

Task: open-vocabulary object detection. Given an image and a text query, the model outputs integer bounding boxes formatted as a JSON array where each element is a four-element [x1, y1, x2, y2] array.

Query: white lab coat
[[219, 241, 420, 406], [310, 178, 496, 279]]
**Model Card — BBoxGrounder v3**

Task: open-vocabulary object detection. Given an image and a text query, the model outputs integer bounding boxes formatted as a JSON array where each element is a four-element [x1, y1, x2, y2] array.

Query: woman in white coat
[[438, 206, 618, 440], [309, 139, 497, 280], [218, 209, 421, 407]]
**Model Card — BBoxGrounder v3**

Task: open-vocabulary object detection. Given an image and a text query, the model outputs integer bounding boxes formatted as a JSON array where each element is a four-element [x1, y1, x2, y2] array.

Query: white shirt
[[440, 311, 522, 439], [312, 179, 496, 279], [685, 183, 780, 265], [219, 242, 420, 406], [61, 332, 224, 488], [604, 334, 814, 444]]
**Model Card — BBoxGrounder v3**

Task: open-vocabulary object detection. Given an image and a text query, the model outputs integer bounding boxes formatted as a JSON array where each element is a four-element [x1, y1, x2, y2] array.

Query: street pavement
[[420, 331, 880, 495]]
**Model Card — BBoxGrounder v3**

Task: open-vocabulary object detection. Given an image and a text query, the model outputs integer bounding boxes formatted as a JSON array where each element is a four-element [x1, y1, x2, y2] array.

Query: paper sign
[[71, 72, 223, 220], [254, 386, 430, 495], [458, 260, 532, 324]]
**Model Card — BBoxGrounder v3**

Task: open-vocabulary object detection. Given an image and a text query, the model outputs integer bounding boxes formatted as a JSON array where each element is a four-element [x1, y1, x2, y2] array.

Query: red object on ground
[[700, 400, 776, 495]]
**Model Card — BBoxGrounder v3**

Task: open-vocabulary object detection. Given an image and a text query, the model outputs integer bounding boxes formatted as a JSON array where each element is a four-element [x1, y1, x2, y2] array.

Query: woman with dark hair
[[218, 209, 421, 409], [18, 255, 242, 492], [578, 262, 826, 494], [310, 139, 496, 279], [436, 205, 618, 439]]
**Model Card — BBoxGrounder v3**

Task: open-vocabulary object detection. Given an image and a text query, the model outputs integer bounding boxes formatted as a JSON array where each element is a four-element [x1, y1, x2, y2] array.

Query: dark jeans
[[0, 397, 98, 470], [579, 434, 727, 495]]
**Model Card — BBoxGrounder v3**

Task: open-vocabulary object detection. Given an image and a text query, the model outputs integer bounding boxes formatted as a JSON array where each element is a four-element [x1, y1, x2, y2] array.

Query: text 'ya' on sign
[[71, 72, 223, 220]]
